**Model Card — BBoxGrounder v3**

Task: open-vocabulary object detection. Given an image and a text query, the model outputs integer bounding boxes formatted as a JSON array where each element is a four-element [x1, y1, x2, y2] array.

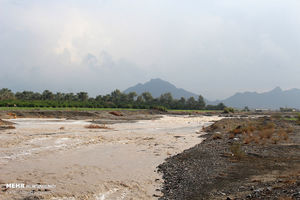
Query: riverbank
[[158, 116, 300, 199]]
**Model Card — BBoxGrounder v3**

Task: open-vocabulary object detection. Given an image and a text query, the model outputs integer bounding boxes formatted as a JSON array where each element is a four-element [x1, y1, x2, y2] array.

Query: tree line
[[0, 88, 226, 110]]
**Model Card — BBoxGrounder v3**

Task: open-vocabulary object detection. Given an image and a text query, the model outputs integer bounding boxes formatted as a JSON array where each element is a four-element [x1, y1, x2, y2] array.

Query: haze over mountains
[[124, 78, 198, 99], [210, 87, 300, 110], [124, 79, 300, 109]]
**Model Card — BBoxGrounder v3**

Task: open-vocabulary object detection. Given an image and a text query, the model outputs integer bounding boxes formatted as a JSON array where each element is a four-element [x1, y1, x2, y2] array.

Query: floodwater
[[0, 115, 221, 200]]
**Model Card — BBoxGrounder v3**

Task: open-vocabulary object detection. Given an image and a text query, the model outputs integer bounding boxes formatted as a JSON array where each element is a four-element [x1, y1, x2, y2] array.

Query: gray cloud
[[0, 0, 300, 100]]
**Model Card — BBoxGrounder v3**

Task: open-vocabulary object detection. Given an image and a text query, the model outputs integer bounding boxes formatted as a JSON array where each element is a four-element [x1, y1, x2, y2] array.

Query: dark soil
[[158, 117, 300, 200]]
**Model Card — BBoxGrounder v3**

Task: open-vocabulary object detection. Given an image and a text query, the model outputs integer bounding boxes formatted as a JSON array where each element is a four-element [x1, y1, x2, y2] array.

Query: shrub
[[286, 126, 294, 133], [271, 113, 282, 120], [259, 129, 274, 139], [297, 114, 300, 125], [278, 129, 288, 141], [243, 136, 253, 144], [84, 124, 110, 129], [0, 125, 15, 129], [212, 133, 222, 140], [223, 107, 235, 114], [230, 143, 245, 160], [109, 111, 123, 116], [150, 106, 167, 112], [228, 133, 235, 139], [271, 136, 280, 144]]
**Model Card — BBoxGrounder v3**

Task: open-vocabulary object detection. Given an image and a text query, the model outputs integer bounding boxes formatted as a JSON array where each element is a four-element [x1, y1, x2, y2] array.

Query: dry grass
[[243, 125, 255, 133], [109, 111, 123, 116], [7, 112, 17, 119], [297, 115, 300, 125], [259, 129, 274, 139], [230, 143, 245, 160], [0, 125, 16, 129], [286, 126, 294, 133], [84, 124, 110, 129], [271, 136, 280, 144], [228, 119, 293, 145], [230, 126, 243, 135], [243, 136, 253, 144], [212, 133, 222, 140], [228, 133, 235, 139], [278, 197, 293, 200], [278, 129, 289, 140]]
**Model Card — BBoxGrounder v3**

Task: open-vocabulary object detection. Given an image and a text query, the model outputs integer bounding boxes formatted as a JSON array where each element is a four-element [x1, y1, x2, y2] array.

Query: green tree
[[243, 106, 250, 112], [179, 97, 186, 106], [197, 95, 206, 110], [217, 103, 226, 110], [186, 97, 197, 109], [0, 88, 15, 100], [77, 92, 89, 101], [64, 93, 76, 101], [42, 90, 54, 100], [127, 92, 137, 103], [136, 95, 144, 104], [111, 89, 122, 104], [159, 93, 173, 108], [55, 92, 64, 101], [142, 92, 153, 104]]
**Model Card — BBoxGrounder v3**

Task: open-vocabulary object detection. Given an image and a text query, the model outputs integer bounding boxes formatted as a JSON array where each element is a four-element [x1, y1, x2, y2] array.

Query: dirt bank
[[158, 117, 300, 200], [0, 109, 162, 122], [0, 119, 15, 130]]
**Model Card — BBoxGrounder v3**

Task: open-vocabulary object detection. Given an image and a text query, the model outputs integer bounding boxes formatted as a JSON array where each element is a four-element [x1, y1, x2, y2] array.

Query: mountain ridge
[[124, 78, 300, 109], [209, 87, 300, 109], [123, 78, 199, 99]]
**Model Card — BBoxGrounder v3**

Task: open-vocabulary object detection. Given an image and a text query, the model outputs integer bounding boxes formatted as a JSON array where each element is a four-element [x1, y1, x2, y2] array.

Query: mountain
[[210, 87, 300, 109], [124, 78, 199, 99]]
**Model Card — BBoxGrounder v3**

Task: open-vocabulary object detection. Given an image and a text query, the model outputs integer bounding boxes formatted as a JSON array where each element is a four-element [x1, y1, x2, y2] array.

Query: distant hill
[[209, 87, 300, 109], [124, 78, 199, 99]]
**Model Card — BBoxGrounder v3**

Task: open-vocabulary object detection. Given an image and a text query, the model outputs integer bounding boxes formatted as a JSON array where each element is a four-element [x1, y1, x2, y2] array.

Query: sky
[[1, 0, 300, 100]]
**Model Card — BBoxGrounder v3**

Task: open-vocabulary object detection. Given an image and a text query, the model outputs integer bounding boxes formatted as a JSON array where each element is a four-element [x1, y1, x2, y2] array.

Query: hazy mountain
[[124, 78, 199, 99], [209, 87, 300, 109]]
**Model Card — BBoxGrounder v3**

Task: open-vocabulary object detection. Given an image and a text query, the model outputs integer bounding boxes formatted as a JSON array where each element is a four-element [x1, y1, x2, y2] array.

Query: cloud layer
[[1, 0, 300, 100]]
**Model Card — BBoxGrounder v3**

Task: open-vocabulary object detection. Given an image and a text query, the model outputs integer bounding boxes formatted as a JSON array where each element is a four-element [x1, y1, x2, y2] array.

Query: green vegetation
[[223, 107, 235, 113], [0, 88, 226, 111]]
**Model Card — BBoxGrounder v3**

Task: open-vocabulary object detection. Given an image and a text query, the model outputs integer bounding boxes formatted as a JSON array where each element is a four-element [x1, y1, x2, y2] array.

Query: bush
[[84, 124, 110, 129], [297, 114, 300, 125], [150, 106, 167, 112], [230, 143, 245, 160], [223, 107, 235, 114], [212, 133, 222, 140]]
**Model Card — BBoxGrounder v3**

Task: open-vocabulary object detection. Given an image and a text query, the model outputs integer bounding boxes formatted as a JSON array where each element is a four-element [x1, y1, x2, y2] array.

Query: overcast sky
[[1, 0, 300, 100]]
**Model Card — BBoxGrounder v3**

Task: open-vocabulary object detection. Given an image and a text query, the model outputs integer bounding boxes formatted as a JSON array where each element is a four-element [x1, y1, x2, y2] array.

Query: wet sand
[[0, 115, 221, 200]]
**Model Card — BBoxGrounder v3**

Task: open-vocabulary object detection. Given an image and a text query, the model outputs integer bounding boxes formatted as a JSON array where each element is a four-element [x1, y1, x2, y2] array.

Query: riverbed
[[0, 115, 221, 200]]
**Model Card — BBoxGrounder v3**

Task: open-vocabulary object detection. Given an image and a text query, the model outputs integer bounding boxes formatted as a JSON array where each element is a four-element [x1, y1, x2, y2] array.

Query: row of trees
[[0, 88, 225, 110]]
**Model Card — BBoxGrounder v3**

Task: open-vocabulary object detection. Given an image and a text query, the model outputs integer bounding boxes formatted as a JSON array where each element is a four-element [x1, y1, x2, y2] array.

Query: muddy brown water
[[0, 115, 222, 200]]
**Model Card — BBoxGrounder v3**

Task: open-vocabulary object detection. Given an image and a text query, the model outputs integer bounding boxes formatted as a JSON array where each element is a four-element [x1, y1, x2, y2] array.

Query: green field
[[283, 117, 298, 121], [0, 107, 222, 112]]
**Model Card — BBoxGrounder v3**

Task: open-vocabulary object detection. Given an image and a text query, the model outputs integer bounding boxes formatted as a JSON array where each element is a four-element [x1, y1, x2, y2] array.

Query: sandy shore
[[0, 115, 221, 200]]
